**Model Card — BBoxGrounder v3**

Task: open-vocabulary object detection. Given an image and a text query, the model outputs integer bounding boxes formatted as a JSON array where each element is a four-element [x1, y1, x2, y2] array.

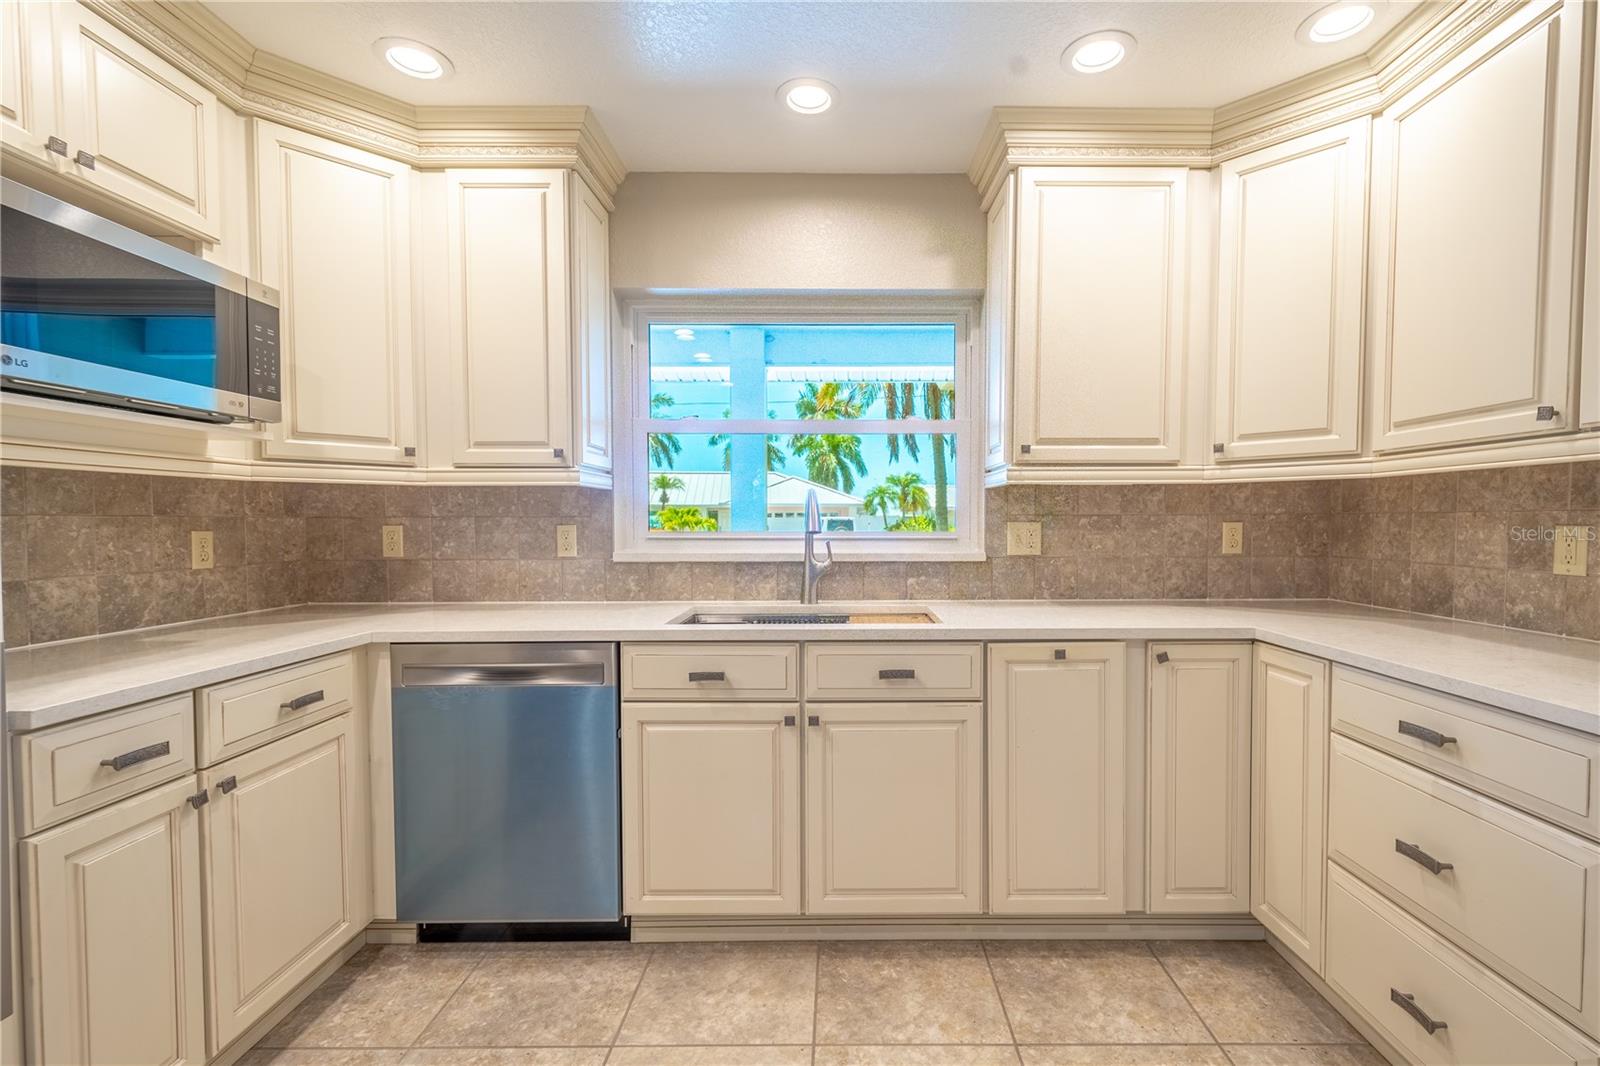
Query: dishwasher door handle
[[399, 663, 610, 687]]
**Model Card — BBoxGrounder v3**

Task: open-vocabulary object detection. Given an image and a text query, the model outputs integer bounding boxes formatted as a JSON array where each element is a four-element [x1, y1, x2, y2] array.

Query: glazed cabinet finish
[[1369, 0, 1588, 451], [1250, 645, 1329, 972], [1013, 166, 1188, 464], [1147, 643, 1251, 914], [622, 701, 802, 915], [0, 0, 57, 171], [988, 642, 1128, 914], [571, 174, 613, 476], [20, 776, 207, 1066], [1214, 119, 1368, 462], [984, 173, 1015, 472], [254, 120, 418, 466]]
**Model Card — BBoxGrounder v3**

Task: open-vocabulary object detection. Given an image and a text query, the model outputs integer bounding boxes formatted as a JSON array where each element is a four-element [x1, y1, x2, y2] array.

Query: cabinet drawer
[[1332, 666, 1599, 840], [1326, 863, 1599, 1066], [804, 643, 982, 701], [1329, 736, 1600, 1036], [14, 694, 196, 835], [197, 652, 357, 766], [622, 644, 798, 701]]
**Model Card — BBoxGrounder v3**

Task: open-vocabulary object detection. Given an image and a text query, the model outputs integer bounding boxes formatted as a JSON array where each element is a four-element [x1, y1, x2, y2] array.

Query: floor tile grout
[[979, 940, 1021, 1048], [404, 943, 491, 1052], [1151, 943, 1224, 1047], [606, 942, 656, 1050]]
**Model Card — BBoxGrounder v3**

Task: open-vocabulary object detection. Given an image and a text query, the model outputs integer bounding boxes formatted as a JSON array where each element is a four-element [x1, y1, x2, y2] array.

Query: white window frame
[[613, 294, 985, 562]]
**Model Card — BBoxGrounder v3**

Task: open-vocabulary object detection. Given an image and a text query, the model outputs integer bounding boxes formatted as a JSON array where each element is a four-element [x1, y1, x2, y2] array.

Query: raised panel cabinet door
[[51, 3, 221, 241], [254, 120, 417, 465], [572, 174, 613, 476], [1251, 644, 1329, 973], [985, 173, 1015, 472], [1214, 119, 1368, 462], [444, 168, 572, 466], [1014, 166, 1188, 464], [989, 643, 1128, 914], [20, 775, 207, 1066], [0, 0, 62, 168], [1583, 21, 1600, 431], [200, 713, 364, 1055], [806, 701, 983, 915], [1148, 643, 1251, 914], [622, 702, 802, 915], [1370, 0, 1587, 450]]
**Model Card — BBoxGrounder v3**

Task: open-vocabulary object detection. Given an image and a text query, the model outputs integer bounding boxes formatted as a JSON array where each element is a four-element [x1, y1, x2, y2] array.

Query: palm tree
[[706, 410, 786, 472], [883, 471, 930, 517], [881, 380, 922, 464], [789, 433, 867, 494], [651, 473, 685, 509], [795, 381, 873, 421], [862, 483, 896, 525], [647, 392, 682, 470], [922, 382, 955, 532]]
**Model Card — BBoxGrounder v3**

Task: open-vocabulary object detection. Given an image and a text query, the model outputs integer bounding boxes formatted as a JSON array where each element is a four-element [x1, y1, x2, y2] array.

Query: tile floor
[[240, 939, 1385, 1066]]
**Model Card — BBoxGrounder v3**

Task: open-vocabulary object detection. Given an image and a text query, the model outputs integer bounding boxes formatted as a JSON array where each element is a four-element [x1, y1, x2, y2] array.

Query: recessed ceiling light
[[1298, 3, 1376, 44], [674, 328, 696, 341], [374, 37, 453, 80], [777, 78, 836, 115], [691, 352, 713, 362], [1063, 31, 1136, 75]]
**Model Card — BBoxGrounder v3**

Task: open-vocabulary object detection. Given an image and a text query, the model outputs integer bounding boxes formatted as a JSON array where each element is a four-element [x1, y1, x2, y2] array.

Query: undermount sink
[[673, 607, 940, 625]]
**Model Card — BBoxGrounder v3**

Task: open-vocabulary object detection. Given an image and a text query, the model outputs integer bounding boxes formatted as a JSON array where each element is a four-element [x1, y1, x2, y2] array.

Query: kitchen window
[[613, 298, 983, 561]]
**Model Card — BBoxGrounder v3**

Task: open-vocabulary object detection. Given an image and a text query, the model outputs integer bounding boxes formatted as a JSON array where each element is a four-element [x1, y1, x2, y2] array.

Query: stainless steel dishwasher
[[391, 643, 620, 924]]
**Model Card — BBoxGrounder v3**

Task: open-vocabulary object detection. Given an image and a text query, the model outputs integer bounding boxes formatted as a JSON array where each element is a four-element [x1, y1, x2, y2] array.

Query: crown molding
[[86, 0, 627, 200]]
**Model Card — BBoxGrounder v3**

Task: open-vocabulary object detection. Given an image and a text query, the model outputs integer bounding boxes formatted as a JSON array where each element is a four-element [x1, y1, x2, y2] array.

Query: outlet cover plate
[[1554, 525, 1590, 576], [1221, 522, 1244, 555], [190, 530, 214, 570], [557, 524, 578, 558], [1006, 522, 1042, 556], [382, 524, 405, 558]]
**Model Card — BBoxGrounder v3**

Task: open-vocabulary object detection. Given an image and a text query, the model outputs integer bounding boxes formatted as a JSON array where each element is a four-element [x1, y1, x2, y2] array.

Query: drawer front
[[622, 644, 798, 701], [1326, 863, 1600, 1066], [1329, 736, 1600, 1035], [15, 694, 196, 835], [198, 652, 357, 766], [1332, 666, 1599, 840], [804, 643, 983, 701]]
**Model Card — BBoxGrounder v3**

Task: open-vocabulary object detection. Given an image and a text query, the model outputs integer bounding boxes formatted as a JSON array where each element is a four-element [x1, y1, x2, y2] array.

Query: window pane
[[646, 432, 958, 534], [647, 323, 957, 422]]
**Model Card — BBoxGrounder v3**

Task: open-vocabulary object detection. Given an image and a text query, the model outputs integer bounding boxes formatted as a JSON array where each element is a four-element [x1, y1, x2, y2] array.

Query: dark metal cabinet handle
[[878, 668, 916, 680], [808, 715, 821, 727], [687, 671, 726, 683], [281, 689, 325, 711], [1537, 405, 1558, 422], [1396, 838, 1453, 875], [100, 740, 170, 772], [1398, 720, 1456, 747], [187, 790, 209, 809], [1155, 652, 1170, 664], [782, 715, 796, 727], [74, 150, 95, 169], [217, 775, 238, 794], [1054, 649, 1067, 660], [45, 135, 67, 156], [1391, 989, 1448, 1034]]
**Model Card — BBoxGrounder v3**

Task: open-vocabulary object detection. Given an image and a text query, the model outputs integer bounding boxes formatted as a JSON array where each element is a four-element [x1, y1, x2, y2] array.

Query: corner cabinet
[[1213, 120, 1368, 462], [253, 120, 419, 466], [1012, 166, 1188, 464], [1369, 0, 1588, 451]]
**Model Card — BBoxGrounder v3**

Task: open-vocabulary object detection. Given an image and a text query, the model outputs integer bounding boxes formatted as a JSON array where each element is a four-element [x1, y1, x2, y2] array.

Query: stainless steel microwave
[[0, 179, 280, 423]]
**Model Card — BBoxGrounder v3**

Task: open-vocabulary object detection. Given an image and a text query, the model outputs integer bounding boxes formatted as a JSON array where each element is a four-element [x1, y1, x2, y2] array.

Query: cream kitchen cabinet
[[19, 775, 207, 1066], [200, 712, 370, 1055], [984, 172, 1015, 472], [1369, 0, 1588, 451], [1251, 644, 1329, 972], [1012, 166, 1188, 464], [805, 701, 983, 915], [988, 642, 1128, 915], [254, 120, 418, 466], [1, 1, 57, 172], [1213, 120, 1367, 462], [621, 701, 802, 915], [571, 173, 614, 477], [1147, 643, 1251, 914]]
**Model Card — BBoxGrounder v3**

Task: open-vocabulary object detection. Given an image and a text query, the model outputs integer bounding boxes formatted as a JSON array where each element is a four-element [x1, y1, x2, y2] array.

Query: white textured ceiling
[[207, 1, 1421, 173]]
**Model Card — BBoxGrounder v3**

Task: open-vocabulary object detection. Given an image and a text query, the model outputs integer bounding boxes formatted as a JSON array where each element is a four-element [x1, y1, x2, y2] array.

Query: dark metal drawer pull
[[1398, 720, 1456, 747], [1395, 838, 1453, 875], [1155, 651, 1170, 664], [808, 715, 821, 727], [188, 790, 209, 809], [687, 671, 726, 683], [878, 668, 916, 680], [217, 776, 238, 795], [1054, 649, 1067, 660], [100, 740, 170, 772], [1391, 989, 1448, 1034], [281, 689, 325, 712], [782, 715, 796, 727]]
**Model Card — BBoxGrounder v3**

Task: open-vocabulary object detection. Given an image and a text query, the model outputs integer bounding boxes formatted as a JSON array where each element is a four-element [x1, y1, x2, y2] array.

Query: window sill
[[612, 544, 988, 564]]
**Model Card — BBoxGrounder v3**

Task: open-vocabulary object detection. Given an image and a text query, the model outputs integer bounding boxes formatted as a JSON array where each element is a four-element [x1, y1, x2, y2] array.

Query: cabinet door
[[1148, 643, 1251, 914], [201, 713, 365, 1054], [1214, 120, 1368, 462], [1014, 166, 1187, 464], [985, 173, 1015, 472], [444, 168, 572, 467], [0, 0, 60, 168], [52, 3, 222, 241], [1583, 30, 1600, 430], [1251, 645, 1329, 973], [572, 174, 613, 476], [622, 702, 801, 915], [1370, 0, 1586, 450], [806, 701, 983, 915], [989, 643, 1128, 915], [20, 776, 206, 1066], [255, 121, 417, 465]]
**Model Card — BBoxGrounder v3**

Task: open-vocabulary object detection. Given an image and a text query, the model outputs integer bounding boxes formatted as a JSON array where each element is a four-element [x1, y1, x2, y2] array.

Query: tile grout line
[[978, 940, 1022, 1059], [606, 942, 657, 1054], [1149, 943, 1225, 1049], [404, 945, 492, 1053], [811, 941, 822, 1050]]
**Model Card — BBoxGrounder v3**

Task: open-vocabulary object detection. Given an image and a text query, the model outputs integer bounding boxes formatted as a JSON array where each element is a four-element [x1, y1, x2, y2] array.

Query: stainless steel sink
[[673, 608, 940, 625]]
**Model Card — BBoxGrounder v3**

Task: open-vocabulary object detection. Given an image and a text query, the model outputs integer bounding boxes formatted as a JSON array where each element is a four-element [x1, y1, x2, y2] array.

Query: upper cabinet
[[1213, 120, 1368, 462], [1, 1, 56, 168], [1012, 166, 1189, 464], [572, 174, 614, 477], [985, 173, 1015, 472], [1369, 0, 1588, 451], [254, 121, 419, 467]]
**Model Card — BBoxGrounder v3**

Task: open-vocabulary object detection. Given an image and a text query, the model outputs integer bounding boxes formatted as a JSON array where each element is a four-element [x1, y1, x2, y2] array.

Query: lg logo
[[0, 353, 27, 368]]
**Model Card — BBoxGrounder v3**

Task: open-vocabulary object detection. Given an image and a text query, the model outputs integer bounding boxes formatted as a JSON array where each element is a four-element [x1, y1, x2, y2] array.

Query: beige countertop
[[4, 599, 1597, 735]]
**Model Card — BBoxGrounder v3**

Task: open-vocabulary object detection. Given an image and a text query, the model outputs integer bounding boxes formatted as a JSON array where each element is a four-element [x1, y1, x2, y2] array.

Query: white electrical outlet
[[191, 530, 214, 570], [382, 524, 405, 558], [1554, 525, 1590, 576], [556, 524, 578, 558], [1221, 522, 1244, 555], [1006, 522, 1042, 556]]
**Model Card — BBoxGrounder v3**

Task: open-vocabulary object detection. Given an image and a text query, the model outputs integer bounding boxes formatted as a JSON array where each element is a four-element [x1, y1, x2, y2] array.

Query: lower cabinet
[[1251, 644, 1329, 972], [805, 701, 983, 915], [1147, 643, 1252, 914], [200, 712, 367, 1054], [19, 775, 207, 1066]]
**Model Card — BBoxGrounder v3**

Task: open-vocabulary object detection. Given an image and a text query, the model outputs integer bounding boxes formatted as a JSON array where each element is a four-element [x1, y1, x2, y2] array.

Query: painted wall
[[609, 173, 985, 292]]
